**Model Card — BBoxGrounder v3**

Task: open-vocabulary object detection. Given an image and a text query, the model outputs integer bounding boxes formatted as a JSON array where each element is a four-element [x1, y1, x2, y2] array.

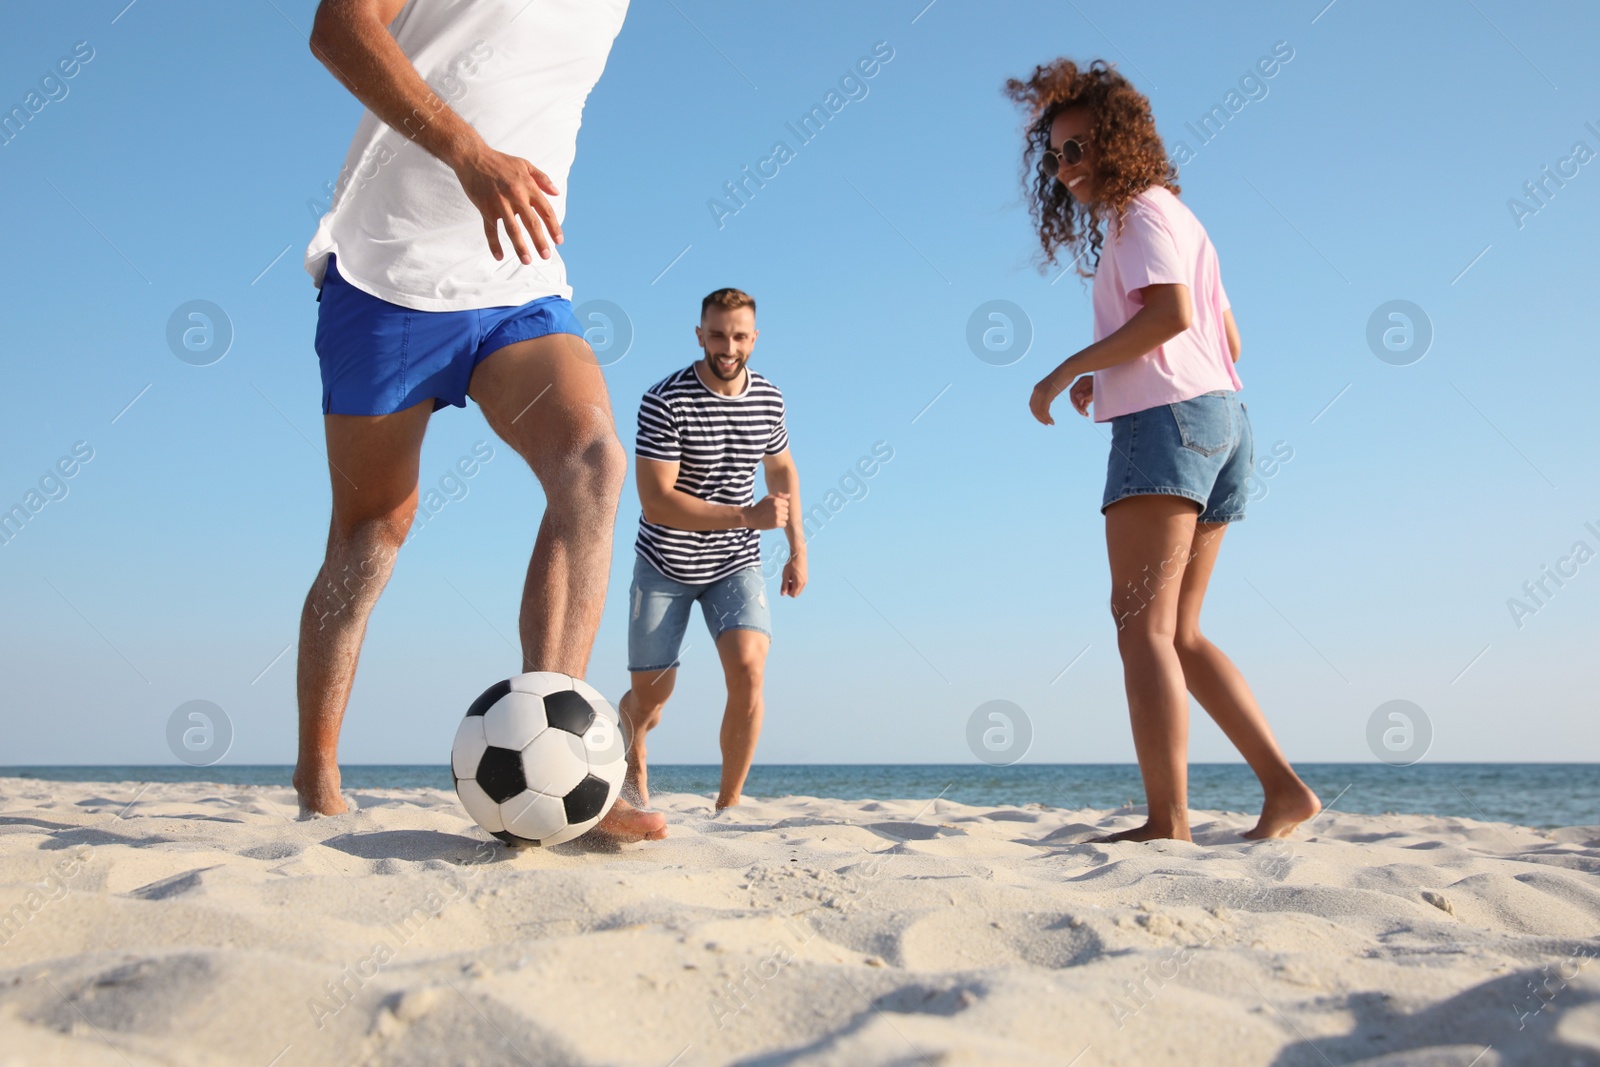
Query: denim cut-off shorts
[[1102, 390, 1253, 523], [627, 555, 772, 673]]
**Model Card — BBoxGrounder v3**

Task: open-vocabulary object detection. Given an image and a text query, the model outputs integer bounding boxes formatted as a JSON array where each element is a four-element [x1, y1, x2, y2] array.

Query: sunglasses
[[1039, 137, 1086, 182]]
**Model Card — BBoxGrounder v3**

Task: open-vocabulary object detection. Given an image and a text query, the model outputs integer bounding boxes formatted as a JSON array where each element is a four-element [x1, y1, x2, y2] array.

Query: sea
[[4, 764, 1596, 830]]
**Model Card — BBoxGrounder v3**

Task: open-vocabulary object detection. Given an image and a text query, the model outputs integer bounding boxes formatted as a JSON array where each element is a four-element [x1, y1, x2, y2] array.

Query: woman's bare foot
[[590, 796, 668, 842], [1091, 821, 1191, 843], [292, 761, 347, 816], [1241, 780, 1321, 839]]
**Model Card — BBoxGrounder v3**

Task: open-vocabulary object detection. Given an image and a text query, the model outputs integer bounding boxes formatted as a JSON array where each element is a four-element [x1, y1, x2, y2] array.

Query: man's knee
[[626, 691, 666, 728], [721, 640, 767, 688], [311, 517, 408, 628], [537, 415, 626, 504], [625, 679, 673, 730], [587, 431, 628, 498], [332, 511, 411, 564]]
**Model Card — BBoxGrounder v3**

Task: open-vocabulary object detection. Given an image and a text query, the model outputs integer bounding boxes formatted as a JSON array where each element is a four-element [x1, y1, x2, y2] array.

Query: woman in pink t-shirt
[[1009, 58, 1319, 842]]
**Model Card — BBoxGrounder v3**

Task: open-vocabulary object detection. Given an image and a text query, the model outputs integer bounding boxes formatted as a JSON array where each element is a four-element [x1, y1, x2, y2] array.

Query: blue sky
[[1, 0, 1596, 769]]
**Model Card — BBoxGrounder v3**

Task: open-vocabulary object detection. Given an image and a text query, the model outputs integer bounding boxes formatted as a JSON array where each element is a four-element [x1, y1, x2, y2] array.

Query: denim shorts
[[314, 253, 585, 416], [626, 555, 772, 673], [1102, 390, 1253, 523]]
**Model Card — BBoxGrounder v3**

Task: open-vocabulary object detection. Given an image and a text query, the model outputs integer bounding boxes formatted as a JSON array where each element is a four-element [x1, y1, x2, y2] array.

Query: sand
[[0, 778, 1597, 1066]]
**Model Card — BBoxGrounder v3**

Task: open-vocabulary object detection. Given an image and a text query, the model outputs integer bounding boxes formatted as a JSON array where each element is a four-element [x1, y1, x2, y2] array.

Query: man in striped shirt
[[620, 288, 806, 810]]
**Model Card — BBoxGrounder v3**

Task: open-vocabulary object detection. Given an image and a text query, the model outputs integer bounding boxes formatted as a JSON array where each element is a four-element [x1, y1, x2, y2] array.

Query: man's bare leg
[[469, 333, 665, 841], [619, 667, 676, 809], [294, 401, 434, 816], [713, 629, 768, 810]]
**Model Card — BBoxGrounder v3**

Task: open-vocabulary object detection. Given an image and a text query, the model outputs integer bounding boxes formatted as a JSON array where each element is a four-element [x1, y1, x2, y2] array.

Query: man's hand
[[309, 1, 565, 266], [1068, 374, 1094, 417], [781, 553, 807, 597], [450, 145, 563, 265], [741, 493, 790, 530]]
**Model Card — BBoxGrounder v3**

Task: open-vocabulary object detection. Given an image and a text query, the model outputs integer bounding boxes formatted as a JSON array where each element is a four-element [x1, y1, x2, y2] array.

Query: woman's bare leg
[[1174, 520, 1320, 838], [1098, 494, 1201, 843]]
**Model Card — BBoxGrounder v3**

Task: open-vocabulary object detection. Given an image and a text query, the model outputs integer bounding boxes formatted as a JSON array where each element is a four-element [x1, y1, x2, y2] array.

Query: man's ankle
[[294, 756, 339, 780]]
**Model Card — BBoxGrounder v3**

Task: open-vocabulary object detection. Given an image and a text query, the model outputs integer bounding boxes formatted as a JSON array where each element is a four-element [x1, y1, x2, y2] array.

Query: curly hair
[[1004, 58, 1178, 278]]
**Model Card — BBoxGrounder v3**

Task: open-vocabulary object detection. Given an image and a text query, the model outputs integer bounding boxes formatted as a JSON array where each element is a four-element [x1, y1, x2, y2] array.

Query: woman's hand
[[1068, 374, 1094, 417], [1030, 367, 1070, 426]]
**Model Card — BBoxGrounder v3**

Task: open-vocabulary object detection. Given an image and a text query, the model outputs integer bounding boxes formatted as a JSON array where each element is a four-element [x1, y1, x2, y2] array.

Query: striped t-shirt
[[634, 364, 790, 584]]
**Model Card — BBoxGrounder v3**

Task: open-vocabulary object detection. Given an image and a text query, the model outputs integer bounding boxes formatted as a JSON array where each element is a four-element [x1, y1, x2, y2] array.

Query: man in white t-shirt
[[295, 0, 664, 842]]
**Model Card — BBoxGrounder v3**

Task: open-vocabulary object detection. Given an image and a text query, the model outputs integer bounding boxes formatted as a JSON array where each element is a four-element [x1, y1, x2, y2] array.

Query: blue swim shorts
[[1102, 390, 1253, 523], [626, 554, 771, 673], [313, 254, 585, 416]]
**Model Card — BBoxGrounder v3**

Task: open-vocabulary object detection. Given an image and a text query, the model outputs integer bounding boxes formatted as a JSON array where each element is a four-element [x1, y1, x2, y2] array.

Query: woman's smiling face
[[1048, 106, 1096, 203]]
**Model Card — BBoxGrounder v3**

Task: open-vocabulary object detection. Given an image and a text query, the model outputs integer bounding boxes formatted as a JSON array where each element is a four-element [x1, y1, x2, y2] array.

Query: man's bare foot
[[714, 794, 741, 812], [589, 796, 667, 842], [618, 691, 650, 808], [1241, 780, 1321, 839], [292, 762, 347, 816], [622, 762, 649, 809], [1090, 821, 1192, 843]]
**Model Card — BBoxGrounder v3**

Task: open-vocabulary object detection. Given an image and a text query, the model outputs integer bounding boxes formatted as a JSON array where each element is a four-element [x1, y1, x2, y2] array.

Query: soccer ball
[[451, 672, 627, 847]]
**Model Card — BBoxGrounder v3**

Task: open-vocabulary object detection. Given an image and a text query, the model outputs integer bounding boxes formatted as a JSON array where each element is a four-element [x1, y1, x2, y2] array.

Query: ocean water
[[4, 764, 1596, 830]]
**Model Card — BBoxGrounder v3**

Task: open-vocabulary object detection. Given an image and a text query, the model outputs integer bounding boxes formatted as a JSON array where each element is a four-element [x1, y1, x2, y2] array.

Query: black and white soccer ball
[[451, 672, 627, 847]]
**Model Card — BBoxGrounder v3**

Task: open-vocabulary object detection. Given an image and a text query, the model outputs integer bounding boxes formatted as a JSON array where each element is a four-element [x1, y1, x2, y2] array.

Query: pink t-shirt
[[1090, 184, 1242, 422]]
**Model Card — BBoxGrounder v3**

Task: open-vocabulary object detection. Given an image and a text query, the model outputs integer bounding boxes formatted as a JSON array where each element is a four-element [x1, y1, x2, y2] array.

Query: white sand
[[0, 779, 1597, 1066]]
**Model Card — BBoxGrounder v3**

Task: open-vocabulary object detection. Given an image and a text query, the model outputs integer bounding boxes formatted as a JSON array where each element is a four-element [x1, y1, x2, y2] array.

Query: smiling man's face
[[697, 306, 758, 382]]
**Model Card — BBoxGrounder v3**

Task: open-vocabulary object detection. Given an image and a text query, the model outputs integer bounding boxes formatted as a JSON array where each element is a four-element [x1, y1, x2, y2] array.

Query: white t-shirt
[[303, 0, 629, 311]]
